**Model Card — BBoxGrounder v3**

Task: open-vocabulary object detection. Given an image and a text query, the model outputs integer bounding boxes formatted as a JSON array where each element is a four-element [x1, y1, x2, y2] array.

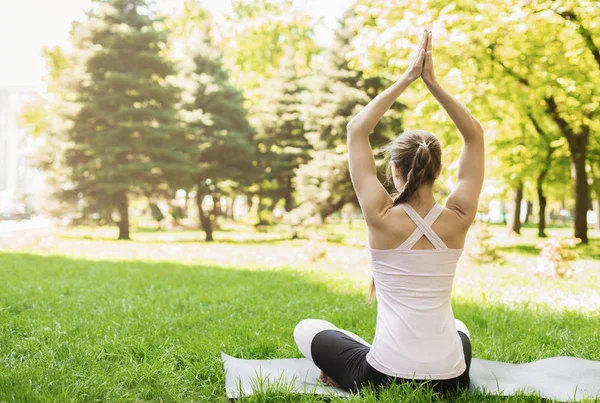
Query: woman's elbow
[[346, 120, 356, 136], [473, 119, 485, 136], [346, 118, 363, 138]]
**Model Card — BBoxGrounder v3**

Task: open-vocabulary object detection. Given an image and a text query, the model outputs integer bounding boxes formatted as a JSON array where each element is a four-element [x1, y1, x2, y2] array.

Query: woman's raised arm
[[346, 30, 428, 226], [422, 31, 485, 225]]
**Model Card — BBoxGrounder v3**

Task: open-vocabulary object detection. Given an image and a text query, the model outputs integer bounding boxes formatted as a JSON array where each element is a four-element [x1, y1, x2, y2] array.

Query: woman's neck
[[408, 185, 436, 208]]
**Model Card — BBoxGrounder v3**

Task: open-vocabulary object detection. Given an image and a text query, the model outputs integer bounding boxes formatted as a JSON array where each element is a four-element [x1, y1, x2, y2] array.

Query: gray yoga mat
[[221, 352, 600, 401]]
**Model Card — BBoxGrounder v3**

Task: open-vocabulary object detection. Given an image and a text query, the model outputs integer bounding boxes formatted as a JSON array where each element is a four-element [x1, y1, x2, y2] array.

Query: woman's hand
[[403, 30, 428, 82], [422, 30, 437, 86]]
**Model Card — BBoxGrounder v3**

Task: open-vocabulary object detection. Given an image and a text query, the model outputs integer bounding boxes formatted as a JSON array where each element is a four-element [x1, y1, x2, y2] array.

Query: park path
[[0, 217, 52, 234]]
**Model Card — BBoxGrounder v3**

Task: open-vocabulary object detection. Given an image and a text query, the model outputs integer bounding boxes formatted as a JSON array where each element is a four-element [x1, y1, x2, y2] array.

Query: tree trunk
[[256, 195, 271, 225], [213, 194, 222, 217], [589, 166, 600, 231], [593, 198, 600, 231], [212, 194, 222, 231], [227, 196, 235, 220], [524, 200, 533, 224], [537, 172, 548, 238], [116, 191, 130, 240], [509, 184, 523, 235], [569, 141, 589, 244], [196, 188, 214, 242], [284, 176, 294, 212], [545, 96, 589, 244]]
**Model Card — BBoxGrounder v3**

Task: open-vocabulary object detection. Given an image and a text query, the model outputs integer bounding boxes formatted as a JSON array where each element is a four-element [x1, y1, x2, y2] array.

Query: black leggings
[[311, 329, 472, 394]]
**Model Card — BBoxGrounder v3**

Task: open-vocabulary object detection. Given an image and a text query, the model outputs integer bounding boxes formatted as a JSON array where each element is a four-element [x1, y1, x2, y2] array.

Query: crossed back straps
[[397, 203, 448, 250]]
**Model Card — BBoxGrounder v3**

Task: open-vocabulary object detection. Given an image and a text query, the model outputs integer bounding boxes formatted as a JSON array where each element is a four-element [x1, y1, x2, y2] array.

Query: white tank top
[[365, 203, 467, 380]]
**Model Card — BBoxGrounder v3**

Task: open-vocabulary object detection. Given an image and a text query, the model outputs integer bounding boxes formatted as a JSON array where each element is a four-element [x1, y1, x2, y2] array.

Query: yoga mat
[[221, 353, 600, 401]]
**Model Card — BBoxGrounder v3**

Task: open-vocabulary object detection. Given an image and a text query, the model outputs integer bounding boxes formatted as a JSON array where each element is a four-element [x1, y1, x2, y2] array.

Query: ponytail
[[393, 142, 433, 205], [367, 277, 376, 303]]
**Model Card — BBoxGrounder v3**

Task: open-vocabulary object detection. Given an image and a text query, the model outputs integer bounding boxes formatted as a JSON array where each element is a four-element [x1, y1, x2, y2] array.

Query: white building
[[0, 86, 45, 215]]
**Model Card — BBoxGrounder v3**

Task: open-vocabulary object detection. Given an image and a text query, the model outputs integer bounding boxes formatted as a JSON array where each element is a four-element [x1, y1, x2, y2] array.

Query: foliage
[[249, 51, 313, 213], [19, 46, 79, 219], [294, 10, 404, 222], [21, 0, 600, 238], [149, 202, 165, 223], [535, 237, 580, 278], [295, 152, 355, 222], [177, 20, 256, 239], [24, 0, 187, 240], [346, 0, 600, 241], [465, 222, 502, 264], [207, 1, 322, 219], [218, 0, 319, 92]]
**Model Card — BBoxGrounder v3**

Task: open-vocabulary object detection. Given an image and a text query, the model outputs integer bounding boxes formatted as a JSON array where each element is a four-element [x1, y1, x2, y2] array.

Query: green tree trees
[[20, 46, 87, 221], [218, 0, 319, 92], [216, 0, 320, 222], [348, 0, 599, 242], [25, 0, 186, 240], [178, 26, 255, 241], [296, 10, 404, 222], [249, 52, 312, 217]]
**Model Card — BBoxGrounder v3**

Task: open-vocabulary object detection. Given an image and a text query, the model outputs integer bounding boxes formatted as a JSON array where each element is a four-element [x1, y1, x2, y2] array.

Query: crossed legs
[[293, 318, 472, 392]]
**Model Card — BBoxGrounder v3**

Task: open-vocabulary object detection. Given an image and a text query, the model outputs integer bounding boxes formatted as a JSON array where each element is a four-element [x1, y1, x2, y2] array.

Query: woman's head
[[386, 130, 442, 205]]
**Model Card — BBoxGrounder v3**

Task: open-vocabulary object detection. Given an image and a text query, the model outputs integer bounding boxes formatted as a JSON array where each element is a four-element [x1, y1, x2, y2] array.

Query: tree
[[483, 1, 598, 243], [213, 0, 320, 223], [526, 112, 570, 237], [250, 52, 312, 217], [20, 46, 86, 219], [348, 0, 599, 243], [488, 104, 569, 237], [295, 10, 404, 222], [178, 25, 256, 241], [47, 0, 185, 240], [218, 0, 319, 92], [509, 183, 523, 235]]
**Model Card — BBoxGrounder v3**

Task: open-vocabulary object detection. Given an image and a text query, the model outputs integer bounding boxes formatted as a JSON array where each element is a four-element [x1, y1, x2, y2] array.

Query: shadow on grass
[[487, 222, 574, 230], [0, 252, 598, 402], [498, 237, 600, 260], [498, 245, 539, 257], [57, 233, 294, 245]]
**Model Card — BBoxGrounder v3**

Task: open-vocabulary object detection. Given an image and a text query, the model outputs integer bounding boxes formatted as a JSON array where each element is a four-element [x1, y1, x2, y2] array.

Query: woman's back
[[366, 203, 466, 379]]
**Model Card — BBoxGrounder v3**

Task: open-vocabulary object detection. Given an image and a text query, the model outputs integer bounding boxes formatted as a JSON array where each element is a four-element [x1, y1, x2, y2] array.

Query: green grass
[[492, 227, 600, 261], [1, 225, 599, 402]]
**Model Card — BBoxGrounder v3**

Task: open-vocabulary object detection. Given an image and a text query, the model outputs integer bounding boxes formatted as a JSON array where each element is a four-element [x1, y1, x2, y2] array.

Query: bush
[[465, 222, 502, 264], [149, 203, 165, 223], [170, 205, 185, 222], [305, 233, 328, 262], [535, 237, 580, 278]]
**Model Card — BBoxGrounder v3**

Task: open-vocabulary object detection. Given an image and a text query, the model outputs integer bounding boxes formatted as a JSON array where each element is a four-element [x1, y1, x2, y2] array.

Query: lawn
[[0, 223, 599, 402]]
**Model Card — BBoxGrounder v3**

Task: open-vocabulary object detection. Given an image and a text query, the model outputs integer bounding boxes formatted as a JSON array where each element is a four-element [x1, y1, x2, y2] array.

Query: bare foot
[[319, 371, 341, 388]]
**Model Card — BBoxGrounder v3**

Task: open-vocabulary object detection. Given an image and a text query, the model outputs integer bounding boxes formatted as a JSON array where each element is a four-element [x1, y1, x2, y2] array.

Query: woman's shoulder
[[433, 206, 472, 249], [369, 204, 471, 250]]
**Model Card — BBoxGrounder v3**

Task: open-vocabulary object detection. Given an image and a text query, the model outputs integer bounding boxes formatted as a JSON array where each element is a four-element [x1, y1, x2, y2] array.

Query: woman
[[294, 30, 485, 394]]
